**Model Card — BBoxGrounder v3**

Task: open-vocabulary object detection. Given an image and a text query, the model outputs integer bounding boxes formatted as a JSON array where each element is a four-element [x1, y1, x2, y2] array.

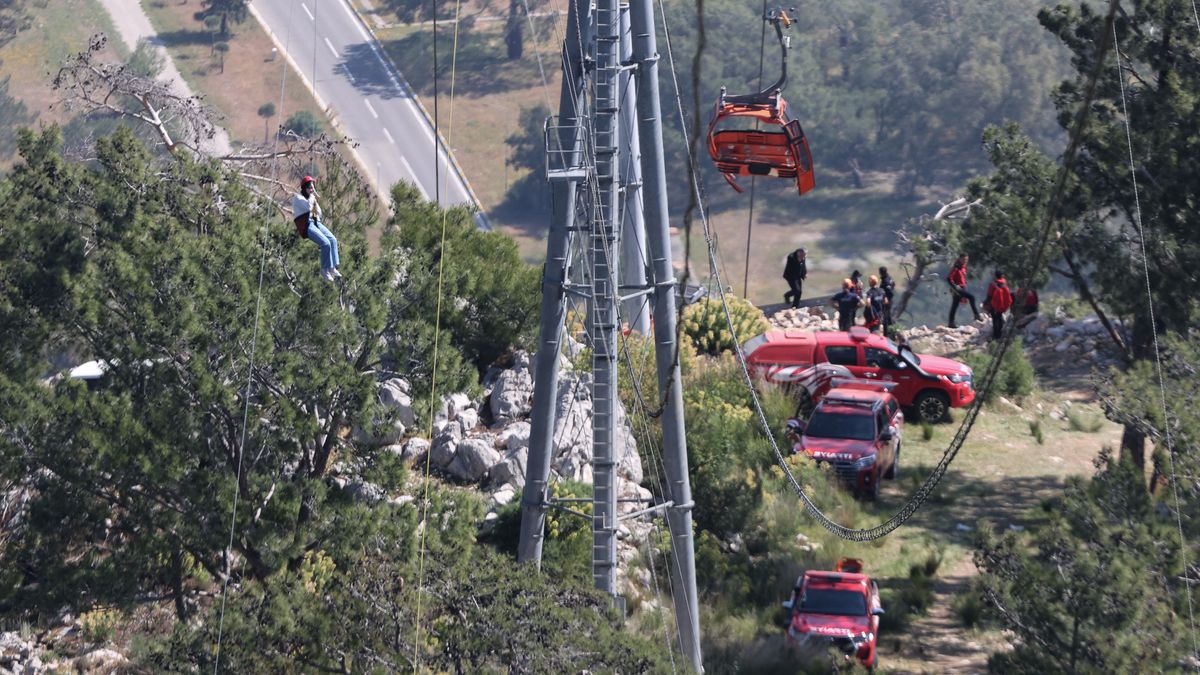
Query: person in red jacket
[[984, 271, 1014, 340], [1015, 286, 1040, 328], [946, 253, 981, 328]]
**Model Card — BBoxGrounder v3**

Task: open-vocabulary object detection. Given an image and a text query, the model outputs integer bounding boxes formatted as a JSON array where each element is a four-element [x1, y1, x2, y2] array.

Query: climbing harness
[[706, 8, 814, 195]]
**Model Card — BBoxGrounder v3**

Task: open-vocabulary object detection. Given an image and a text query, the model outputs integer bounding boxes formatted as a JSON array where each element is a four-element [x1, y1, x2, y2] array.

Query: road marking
[[346, 70, 356, 84], [302, 2, 314, 21], [324, 37, 339, 58], [400, 156, 431, 200], [364, 98, 378, 119], [382, 127, 395, 144]]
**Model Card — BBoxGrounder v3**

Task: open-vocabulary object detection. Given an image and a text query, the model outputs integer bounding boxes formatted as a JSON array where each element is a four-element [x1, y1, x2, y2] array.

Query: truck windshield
[[800, 588, 868, 616], [805, 410, 875, 441]]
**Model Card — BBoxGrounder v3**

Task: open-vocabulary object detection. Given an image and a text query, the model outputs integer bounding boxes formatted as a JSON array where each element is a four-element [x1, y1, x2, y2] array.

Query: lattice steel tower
[[517, 0, 703, 670]]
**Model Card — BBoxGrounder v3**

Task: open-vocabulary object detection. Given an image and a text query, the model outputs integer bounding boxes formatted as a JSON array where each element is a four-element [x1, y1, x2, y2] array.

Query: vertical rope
[[742, 0, 768, 298], [1112, 21, 1198, 657], [412, 0, 463, 668], [212, 2, 296, 671]]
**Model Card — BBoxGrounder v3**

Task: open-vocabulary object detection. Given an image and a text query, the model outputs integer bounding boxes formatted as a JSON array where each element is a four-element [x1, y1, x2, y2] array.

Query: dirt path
[[96, 0, 232, 156]]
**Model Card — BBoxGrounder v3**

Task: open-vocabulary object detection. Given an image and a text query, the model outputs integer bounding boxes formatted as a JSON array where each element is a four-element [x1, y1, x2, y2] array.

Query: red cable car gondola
[[707, 8, 815, 196]]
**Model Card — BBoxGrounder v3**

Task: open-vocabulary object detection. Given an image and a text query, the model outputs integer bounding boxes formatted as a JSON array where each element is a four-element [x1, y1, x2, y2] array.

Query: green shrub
[[682, 296, 770, 356], [921, 420, 935, 441], [80, 608, 120, 644], [1029, 418, 1045, 444], [1066, 409, 1104, 433], [960, 338, 1036, 403], [954, 591, 986, 629], [281, 110, 323, 138]]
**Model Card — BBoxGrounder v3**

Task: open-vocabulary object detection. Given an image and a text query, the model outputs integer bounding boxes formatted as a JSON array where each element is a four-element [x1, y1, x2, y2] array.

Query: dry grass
[[0, 0, 122, 160], [139, 0, 329, 148]]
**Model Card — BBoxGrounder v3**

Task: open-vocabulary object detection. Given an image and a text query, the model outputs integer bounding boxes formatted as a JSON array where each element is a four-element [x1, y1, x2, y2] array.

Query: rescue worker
[[946, 253, 981, 328], [292, 176, 342, 282], [863, 275, 886, 334], [1015, 286, 1040, 329], [984, 271, 1013, 340], [829, 278, 862, 332], [783, 248, 808, 308], [879, 266, 896, 335]]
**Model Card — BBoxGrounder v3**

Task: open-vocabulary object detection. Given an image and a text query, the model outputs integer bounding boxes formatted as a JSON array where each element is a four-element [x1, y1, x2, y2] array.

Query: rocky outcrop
[[0, 630, 128, 675]]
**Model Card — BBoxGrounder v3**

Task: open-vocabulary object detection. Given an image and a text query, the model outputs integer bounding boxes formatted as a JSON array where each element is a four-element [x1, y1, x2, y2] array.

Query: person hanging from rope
[[878, 266, 896, 336], [292, 176, 342, 282], [983, 270, 1013, 341], [863, 275, 886, 334], [783, 247, 808, 308], [830, 278, 862, 332], [945, 253, 981, 329]]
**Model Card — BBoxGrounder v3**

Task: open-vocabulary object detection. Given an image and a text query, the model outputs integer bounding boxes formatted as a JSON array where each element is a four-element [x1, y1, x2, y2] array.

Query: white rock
[[70, 648, 127, 672], [489, 448, 529, 489], [492, 484, 516, 507], [401, 437, 430, 461], [378, 378, 416, 427], [457, 407, 480, 432], [499, 421, 532, 452], [489, 357, 535, 420], [446, 436, 502, 483], [429, 433, 458, 469]]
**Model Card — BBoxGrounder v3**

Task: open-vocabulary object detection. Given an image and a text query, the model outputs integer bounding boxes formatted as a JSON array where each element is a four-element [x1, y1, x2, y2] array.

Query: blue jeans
[[307, 219, 339, 270]]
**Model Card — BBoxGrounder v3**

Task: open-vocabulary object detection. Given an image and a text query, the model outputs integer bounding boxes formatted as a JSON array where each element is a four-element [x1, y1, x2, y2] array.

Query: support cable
[[1112, 21, 1198, 657], [412, 0, 465, 667], [213, 2, 296, 670], [660, 0, 1123, 541], [742, 0, 768, 298]]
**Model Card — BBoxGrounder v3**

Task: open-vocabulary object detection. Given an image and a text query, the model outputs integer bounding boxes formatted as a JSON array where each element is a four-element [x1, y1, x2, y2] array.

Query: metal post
[[590, 0, 622, 599], [630, 0, 703, 669], [619, 5, 651, 335], [517, 0, 587, 566]]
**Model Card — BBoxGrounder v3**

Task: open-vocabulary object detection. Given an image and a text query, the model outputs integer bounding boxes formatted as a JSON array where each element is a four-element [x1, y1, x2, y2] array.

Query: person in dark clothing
[[863, 275, 886, 334], [830, 278, 862, 331], [850, 270, 864, 296], [879, 266, 896, 335], [984, 271, 1014, 340], [946, 253, 981, 328], [783, 248, 808, 308]]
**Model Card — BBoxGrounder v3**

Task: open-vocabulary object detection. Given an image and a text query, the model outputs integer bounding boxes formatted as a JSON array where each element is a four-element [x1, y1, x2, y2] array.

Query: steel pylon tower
[[517, 0, 703, 670]]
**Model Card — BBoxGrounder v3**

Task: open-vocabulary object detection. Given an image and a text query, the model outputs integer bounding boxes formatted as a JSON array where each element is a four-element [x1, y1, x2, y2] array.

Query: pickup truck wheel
[[915, 390, 951, 423], [885, 441, 900, 480]]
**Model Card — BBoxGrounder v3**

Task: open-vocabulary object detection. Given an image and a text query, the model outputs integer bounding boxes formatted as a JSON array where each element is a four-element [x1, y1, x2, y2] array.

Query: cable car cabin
[[707, 94, 815, 196]]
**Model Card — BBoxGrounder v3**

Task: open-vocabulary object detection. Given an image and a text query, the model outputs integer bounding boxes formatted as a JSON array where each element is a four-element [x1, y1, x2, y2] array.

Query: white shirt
[[291, 191, 322, 221]]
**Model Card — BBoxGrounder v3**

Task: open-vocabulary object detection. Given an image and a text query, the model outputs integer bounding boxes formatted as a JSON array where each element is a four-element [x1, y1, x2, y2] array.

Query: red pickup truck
[[744, 326, 975, 421], [784, 558, 883, 669], [786, 379, 902, 500]]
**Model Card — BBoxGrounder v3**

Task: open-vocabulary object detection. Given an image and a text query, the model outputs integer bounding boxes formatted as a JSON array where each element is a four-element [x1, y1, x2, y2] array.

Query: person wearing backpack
[[783, 248, 808, 308], [984, 271, 1014, 340], [878, 266, 896, 335], [863, 275, 886, 334]]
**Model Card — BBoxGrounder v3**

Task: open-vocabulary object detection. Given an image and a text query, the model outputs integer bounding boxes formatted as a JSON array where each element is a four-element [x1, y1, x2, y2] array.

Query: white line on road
[[301, 2, 314, 21], [324, 37, 339, 58], [364, 98, 378, 119], [383, 127, 395, 144], [400, 156, 431, 200]]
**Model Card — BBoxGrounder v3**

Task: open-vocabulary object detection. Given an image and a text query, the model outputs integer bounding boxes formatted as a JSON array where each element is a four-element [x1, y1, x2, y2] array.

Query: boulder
[[344, 480, 384, 504], [447, 436, 503, 483], [489, 358, 535, 420], [489, 447, 528, 489], [457, 406, 480, 432], [446, 392, 472, 420], [401, 437, 430, 461], [429, 432, 458, 469], [72, 649, 128, 674], [378, 378, 416, 427], [499, 420, 532, 452], [492, 484, 517, 507]]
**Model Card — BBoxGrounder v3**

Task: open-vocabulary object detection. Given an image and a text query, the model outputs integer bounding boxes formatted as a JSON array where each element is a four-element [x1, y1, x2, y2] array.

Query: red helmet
[[301, 175, 315, 186]]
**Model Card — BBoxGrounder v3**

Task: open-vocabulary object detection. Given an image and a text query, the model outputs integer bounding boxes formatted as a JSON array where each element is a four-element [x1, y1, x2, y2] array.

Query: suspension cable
[[1112, 20, 1198, 656], [659, 0, 1123, 541], [412, 0, 464, 667], [212, 2, 296, 671], [742, 0, 768, 298]]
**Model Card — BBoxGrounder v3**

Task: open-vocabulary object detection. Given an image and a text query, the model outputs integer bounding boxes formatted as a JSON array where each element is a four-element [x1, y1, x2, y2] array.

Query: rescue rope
[[661, 0, 1123, 541], [1112, 20, 1198, 657], [412, 0, 465, 666], [212, 1, 296, 670]]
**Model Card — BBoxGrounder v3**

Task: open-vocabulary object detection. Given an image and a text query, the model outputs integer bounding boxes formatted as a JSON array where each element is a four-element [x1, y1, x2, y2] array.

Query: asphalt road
[[250, 0, 475, 210]]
